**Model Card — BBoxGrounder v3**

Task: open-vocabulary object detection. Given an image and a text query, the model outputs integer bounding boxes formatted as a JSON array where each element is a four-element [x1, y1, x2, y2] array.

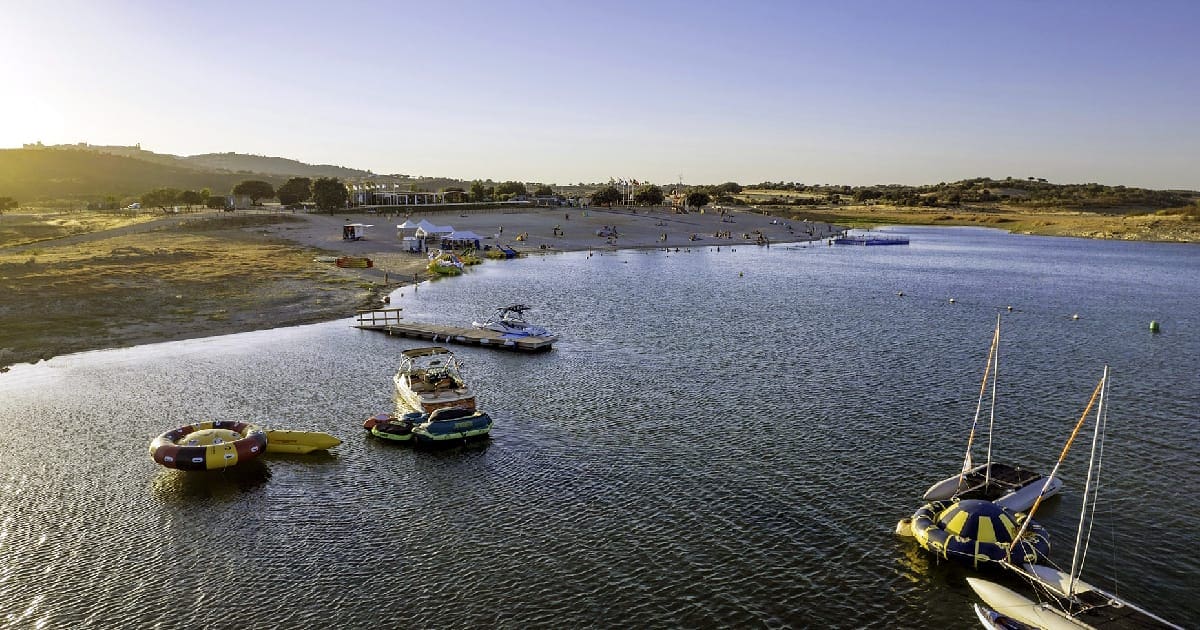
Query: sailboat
[[919, 315, 1063, 513], [967, 367, 1184, 629]]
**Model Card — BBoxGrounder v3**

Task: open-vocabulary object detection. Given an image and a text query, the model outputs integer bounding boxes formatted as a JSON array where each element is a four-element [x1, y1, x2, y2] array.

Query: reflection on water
[[150, 460, 272, 503], [0, 227, 1197, 627]]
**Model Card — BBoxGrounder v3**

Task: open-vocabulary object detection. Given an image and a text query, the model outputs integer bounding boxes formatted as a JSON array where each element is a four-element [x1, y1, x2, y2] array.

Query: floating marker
[[1007, 305, 1013, 311], [1072, 314, 1080, 320], [949, 298, 956, 303], [1150, 320, 1160, 333], [896, 291, 905, 297]]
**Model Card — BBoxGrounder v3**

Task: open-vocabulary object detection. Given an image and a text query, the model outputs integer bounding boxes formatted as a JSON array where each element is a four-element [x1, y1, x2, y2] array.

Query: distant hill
[[0, 148, 265, 202], [0, 145, 382, 203], [181, 153, 373, 179]]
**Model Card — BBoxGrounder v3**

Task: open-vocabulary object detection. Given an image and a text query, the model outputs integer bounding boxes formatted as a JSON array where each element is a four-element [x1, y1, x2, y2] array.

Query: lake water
[[1, 226, 1197, 628]]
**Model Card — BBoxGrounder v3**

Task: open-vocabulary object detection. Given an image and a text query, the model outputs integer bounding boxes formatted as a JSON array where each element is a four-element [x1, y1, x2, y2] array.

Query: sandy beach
[[0, 205, 839, 370]]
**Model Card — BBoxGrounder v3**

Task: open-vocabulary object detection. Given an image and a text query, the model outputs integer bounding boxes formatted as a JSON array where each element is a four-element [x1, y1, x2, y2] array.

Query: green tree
[[140, 187, 181, 211], [0, 196, 17, 214], [591, 186, 621, 206], [633, 184, 664, 206], [469, 180, 486, 202], [712, 181, 742, 195], [206, 194, 228, 209], [496, 181, 528, 197], [533, 184, 554, 196], [685, 191, 711, 210], [277, 177, 313, 207], [178, 190, 204, 208], [232, 179, 275, 205], [312, 177, 348, 212]]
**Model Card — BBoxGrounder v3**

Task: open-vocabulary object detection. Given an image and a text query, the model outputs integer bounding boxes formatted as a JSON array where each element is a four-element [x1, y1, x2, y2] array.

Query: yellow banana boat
[[264, 430, 341, 454]]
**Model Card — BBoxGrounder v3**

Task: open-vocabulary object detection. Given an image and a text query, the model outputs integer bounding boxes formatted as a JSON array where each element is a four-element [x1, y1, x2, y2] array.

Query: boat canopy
[[400, 346, 453, 359]]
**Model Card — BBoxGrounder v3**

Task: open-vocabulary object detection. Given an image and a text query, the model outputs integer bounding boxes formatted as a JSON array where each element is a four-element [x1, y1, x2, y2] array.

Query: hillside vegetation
[[0, 149, 258, 203], [183, 153, 372, 179]]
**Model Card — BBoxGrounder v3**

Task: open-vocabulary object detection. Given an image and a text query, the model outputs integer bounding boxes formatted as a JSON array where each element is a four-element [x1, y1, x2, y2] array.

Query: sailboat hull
[[966, 577, 1089, 630], [923, 462, 1063, 513]]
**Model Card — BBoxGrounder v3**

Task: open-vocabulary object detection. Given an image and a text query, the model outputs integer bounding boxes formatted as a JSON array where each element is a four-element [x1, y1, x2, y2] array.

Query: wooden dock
[[354, 309, 555, 352]]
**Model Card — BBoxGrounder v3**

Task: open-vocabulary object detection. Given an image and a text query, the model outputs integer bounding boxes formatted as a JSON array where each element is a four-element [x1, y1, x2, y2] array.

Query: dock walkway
[[354, 309, 555, 352]]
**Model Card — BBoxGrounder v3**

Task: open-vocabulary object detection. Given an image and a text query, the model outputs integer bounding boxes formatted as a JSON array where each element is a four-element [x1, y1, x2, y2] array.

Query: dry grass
[[0, 214, 389, 370], [753, 202, 1200, 242], [0, 210, 161, 248]]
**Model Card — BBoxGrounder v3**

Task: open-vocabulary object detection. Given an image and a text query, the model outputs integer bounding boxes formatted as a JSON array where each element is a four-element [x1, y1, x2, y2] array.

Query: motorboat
[[393, 347, 476, 413], [472, 304, 555, 339]]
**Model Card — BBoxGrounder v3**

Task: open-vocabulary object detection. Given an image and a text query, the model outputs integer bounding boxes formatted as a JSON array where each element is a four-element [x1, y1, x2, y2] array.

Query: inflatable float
[[149, 421, 267, 471], [901, 499, 1050, 569], [150, 423, 341, 469]]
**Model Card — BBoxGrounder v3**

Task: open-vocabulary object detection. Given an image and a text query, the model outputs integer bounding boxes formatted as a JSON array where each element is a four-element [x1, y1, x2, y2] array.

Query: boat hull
[[394, 386, 476, 414], [923, 462, 1063, 513], [967, 579, 1086, 630]]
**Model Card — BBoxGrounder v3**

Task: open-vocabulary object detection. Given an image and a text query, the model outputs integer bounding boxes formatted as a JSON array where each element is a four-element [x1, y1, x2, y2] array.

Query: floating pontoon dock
[[354, 309, 555, 352]]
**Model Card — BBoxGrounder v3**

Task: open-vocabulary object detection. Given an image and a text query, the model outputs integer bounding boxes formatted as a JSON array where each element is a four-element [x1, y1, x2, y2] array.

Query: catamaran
[[919, 316, 1062, 513], [967, 367, 1184, 629]]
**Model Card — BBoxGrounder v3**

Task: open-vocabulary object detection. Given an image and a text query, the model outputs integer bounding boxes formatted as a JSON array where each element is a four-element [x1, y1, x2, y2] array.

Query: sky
[[1, 0, 1197, 189]]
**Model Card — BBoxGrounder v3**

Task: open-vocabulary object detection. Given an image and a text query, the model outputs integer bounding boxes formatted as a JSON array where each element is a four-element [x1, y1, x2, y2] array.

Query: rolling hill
[[0, 148, 262, 202]]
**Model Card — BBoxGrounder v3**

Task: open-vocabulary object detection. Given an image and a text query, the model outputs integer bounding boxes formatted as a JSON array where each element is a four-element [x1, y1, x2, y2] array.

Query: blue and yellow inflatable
[[910, 499, 1049, 569]]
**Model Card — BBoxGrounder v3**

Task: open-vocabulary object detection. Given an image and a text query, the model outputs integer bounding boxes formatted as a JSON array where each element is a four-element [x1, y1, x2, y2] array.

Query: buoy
[[739, 272, 743, 277], [1007, 305, 1013, 311], [1150, 320, 1160, 333], [896, 291, 905, 297], [949, 298, 956, 304], [1072, 314, 1080, 320]]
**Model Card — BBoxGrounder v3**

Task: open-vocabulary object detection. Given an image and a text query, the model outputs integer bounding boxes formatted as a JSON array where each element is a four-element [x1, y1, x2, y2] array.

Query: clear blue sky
[[2, 0, 1196, 189]]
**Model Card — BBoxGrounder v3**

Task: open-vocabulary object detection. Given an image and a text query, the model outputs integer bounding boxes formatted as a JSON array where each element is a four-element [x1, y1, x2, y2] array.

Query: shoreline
[[5, 200, 1193, 372], [0, 206, 838, 371]]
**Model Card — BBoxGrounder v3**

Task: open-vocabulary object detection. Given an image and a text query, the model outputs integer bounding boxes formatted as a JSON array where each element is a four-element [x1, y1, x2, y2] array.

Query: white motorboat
[[472, 304, 556, 339], [392, 347, 476, 414]]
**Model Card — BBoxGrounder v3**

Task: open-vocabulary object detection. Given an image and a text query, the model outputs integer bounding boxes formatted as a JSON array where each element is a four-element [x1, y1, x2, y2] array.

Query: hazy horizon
[[2, 1, 1197, 190]]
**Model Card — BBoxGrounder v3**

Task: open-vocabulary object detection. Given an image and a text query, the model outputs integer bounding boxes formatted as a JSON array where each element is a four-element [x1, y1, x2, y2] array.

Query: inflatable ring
[[910, 499, 1050, 569], [149, 421, 267, 470]]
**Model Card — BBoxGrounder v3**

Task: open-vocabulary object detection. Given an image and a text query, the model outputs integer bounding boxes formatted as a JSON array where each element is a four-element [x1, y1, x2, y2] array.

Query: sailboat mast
[[1070, 366, 1108, 594], [1008, 374, 1105, 561], [960, 320, 1001, 487], [985, 314, 1001, 488]]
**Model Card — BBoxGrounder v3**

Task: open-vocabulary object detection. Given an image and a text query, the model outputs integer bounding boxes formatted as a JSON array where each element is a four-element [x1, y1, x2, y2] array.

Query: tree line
[[132, 177, 350, 212]]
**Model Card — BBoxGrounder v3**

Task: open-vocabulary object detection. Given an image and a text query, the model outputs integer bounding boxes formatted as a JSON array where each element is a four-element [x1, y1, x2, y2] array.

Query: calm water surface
[[1, 227, 1197, 628]]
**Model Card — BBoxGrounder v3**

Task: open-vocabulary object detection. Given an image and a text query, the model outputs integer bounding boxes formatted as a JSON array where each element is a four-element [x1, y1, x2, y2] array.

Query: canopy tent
[[443, 230, 484, 249], [415, 219, 454, 238]]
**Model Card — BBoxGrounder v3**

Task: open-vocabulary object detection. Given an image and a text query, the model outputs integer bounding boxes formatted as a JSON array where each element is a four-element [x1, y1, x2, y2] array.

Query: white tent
[[416, 222, 454, 238], [443, 230, 484, 249]]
